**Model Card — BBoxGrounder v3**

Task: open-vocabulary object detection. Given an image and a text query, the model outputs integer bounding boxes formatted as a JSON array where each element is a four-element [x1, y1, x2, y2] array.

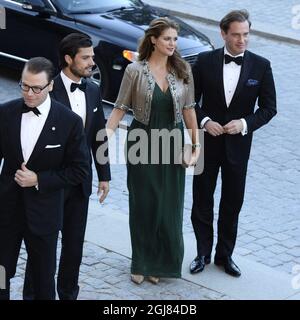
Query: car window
[[5, 0, 55, 11], [54, 0, 143, 13]]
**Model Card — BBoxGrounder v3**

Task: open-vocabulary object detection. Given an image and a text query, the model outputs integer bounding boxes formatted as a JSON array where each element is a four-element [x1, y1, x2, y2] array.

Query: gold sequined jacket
[[114, 60, 196, 125]]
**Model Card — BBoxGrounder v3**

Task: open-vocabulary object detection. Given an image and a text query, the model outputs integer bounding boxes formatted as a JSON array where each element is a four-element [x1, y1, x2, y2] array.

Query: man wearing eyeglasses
[[0, 57, 89, 300]]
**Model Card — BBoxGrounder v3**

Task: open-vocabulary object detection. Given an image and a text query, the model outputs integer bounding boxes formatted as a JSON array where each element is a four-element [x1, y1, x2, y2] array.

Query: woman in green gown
[[107, 17, 200, 284]]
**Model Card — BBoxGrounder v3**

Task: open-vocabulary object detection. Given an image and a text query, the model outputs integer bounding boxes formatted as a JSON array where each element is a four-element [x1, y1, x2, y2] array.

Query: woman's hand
[[188, 148, 200, 167], [182, 144, 201, 167]]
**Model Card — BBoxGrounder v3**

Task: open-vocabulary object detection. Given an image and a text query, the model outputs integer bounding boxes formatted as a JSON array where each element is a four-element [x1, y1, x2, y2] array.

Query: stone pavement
[[10, 242, 231, 300], [145, 0, 300, 43]]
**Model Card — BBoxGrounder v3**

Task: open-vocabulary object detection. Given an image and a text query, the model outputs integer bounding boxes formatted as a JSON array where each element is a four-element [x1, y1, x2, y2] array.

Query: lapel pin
[[52, 127, 56, 131]]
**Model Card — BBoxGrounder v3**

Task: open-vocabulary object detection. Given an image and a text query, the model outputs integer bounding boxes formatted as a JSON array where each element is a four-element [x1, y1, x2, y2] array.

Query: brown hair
[[59, 33, 93, 69], [24, 57, 54, 82], [220, 10, 251, 33], [138, 17, 189, 83]]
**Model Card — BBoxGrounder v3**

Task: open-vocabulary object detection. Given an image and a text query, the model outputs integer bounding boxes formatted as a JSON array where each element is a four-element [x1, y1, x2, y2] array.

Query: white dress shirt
[[60, 71, 87, 127], [223, 46, 243, 106], [200, 47, 247, 135], [21, 95, 51, 163]]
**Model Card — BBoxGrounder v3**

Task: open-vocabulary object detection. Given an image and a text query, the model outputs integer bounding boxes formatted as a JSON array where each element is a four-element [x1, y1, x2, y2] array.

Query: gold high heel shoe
[[131, 274, 144, 284], [148, 276, 160, 284]]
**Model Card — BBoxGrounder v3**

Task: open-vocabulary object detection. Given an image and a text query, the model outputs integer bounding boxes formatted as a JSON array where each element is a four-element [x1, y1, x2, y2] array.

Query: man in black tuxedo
[[190, 10, 277, 277], [23, 33, 111, 300], [0, 57, 89, 300]]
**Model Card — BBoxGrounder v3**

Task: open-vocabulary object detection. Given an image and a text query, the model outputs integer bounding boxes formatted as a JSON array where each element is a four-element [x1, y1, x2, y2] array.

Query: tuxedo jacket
[[0, 98, 89, 236], [193, 48, 277, 164], [50, 75, 111, 197]]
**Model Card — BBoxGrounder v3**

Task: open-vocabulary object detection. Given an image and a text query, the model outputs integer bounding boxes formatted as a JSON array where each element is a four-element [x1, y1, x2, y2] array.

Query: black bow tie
[[224, 54, 243, 65], [70, 79, 87, 92], [22, 104, 41, 116]]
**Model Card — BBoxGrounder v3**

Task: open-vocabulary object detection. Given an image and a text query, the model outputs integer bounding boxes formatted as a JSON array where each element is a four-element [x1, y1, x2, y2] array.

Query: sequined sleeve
[[183, 66, 196, 110], [114, 65, 133, 112]]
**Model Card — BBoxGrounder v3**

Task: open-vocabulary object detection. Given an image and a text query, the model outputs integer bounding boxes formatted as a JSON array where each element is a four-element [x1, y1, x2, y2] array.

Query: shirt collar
[[35, 94, 51, 115], [60, 71, 82, 93], [224, 46, 245, 58]]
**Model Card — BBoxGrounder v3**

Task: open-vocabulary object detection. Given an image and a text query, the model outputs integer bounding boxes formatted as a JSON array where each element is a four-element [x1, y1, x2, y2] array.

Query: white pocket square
[[45, 144, 61, 149], [93, 107, 97, 112]]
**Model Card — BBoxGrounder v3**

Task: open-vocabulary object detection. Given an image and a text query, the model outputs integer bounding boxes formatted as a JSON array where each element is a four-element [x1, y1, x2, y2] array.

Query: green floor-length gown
[[126, 84, 185, 278]]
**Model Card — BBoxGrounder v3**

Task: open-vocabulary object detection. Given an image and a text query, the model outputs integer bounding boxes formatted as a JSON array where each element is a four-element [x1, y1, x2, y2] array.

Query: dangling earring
[[152, 43, 155, 51]]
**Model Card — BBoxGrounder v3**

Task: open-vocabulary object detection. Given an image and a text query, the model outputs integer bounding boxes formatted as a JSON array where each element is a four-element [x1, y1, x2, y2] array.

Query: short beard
[[70, 65, 91, 79]]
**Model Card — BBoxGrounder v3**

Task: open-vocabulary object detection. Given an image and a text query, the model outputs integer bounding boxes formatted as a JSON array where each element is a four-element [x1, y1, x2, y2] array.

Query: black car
[[0, 0, 213, 103]]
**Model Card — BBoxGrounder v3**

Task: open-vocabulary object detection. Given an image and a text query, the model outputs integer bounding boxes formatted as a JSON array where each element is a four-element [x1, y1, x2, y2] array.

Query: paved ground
[[10, 243, 231, 300], [146, 0, 300, 43], [1, 0, 300, 299]]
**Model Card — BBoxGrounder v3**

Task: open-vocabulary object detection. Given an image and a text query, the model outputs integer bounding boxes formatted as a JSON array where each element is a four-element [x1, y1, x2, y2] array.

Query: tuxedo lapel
[[84, 82, 94, 134], [214, 48, 227, 108], [52, 75, 72, 109], [229, 50, 253, 108], [9, 101, 24, 164], [26, 102, 57, 166]]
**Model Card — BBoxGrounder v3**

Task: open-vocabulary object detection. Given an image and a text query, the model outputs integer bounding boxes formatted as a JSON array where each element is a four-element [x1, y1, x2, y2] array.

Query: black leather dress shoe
[[190, 255, 211, 274], [214, 257, 241, 277]]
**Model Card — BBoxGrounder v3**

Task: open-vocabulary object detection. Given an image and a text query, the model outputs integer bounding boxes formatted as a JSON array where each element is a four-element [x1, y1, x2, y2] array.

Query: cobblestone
[[8, 242, 230, 300], [147, 0, 300, 42], [268, 245, 290, 255]]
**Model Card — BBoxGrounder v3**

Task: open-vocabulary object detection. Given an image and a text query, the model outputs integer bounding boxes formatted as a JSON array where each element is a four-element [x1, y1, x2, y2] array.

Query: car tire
[[92, 59, 109, 100]]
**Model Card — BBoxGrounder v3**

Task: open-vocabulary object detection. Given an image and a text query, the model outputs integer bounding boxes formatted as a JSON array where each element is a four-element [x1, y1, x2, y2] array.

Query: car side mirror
[[22, 0, 49, 13]]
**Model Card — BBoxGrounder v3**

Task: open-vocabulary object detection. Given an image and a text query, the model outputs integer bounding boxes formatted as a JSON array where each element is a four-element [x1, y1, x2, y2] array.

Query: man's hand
[[204, 120, 225, 136], [14, 162, 38, 188], [223, 120, 243, 135], [97, 181, 110, 203]]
